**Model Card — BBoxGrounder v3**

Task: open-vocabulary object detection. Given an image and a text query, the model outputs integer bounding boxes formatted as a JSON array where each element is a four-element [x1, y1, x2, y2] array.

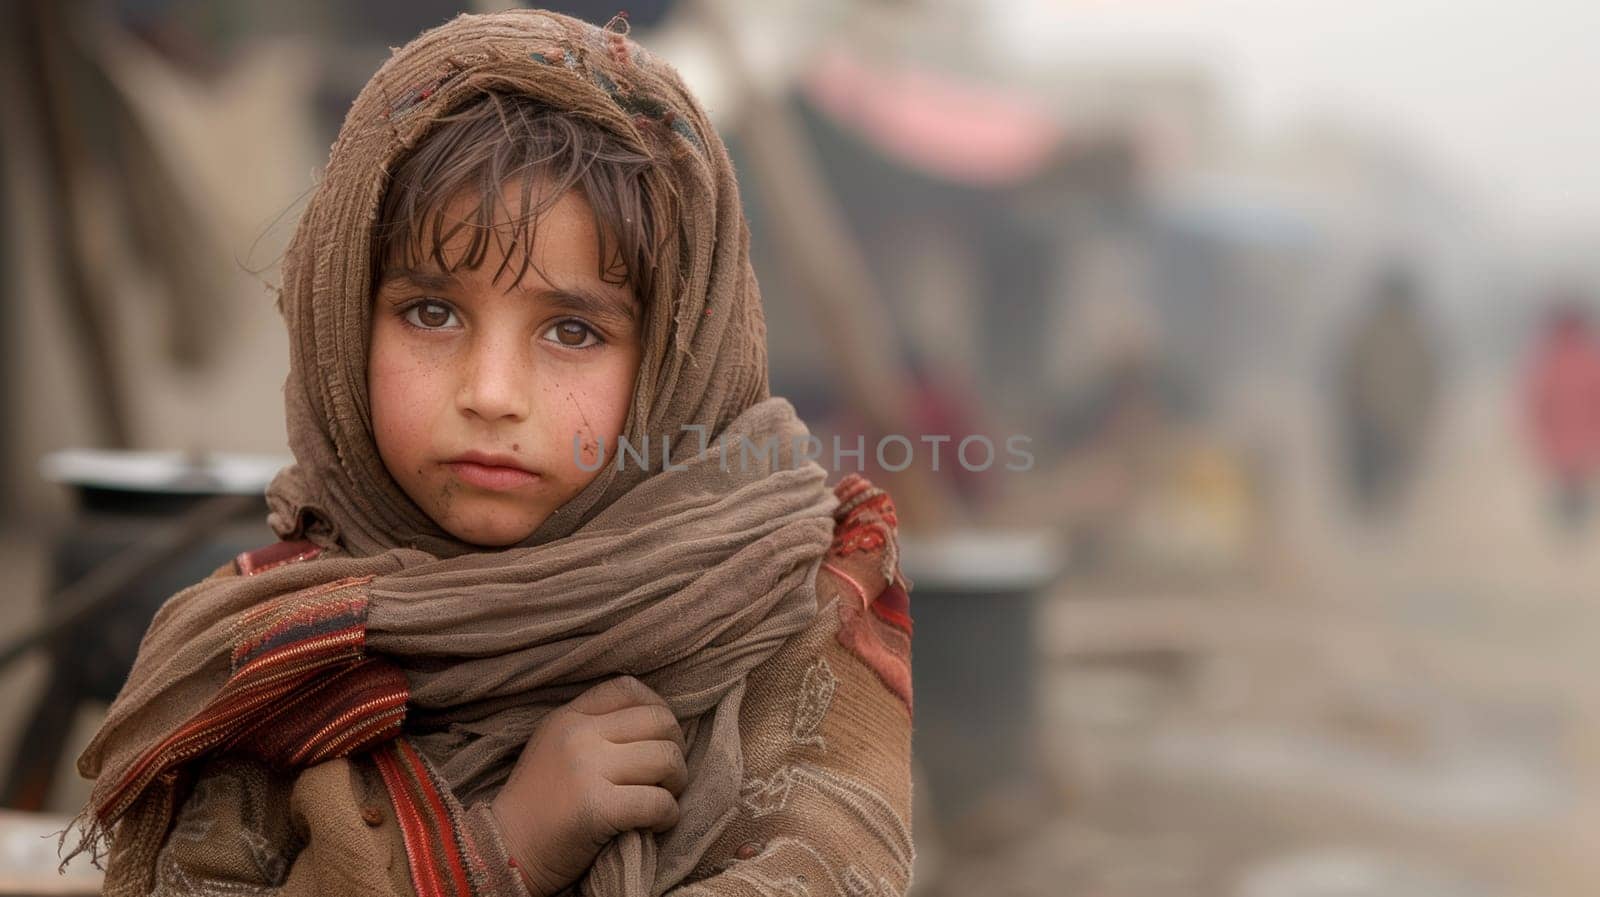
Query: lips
[[446, 452, 540, 492]]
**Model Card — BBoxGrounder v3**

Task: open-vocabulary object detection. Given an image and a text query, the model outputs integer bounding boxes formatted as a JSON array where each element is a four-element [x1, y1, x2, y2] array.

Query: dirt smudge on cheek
[[431, 475, 464, 525], [577, 434, 602, 466], [568, 390, 602, 465]]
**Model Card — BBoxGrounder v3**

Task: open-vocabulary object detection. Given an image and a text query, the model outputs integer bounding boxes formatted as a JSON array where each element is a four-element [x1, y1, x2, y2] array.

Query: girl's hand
[[489, 675, 688, 897]]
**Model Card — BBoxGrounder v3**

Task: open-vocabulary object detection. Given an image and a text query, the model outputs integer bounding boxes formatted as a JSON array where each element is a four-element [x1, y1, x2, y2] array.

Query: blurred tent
[[739, 37, 1141, 459]]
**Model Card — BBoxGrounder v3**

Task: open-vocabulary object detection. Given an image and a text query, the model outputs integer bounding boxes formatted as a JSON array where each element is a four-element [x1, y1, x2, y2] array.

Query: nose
[[456, 331, 532, 423]]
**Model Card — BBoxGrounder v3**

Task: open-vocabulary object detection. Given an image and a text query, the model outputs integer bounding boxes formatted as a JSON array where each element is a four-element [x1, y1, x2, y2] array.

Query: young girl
[[63, 10, 914, 897]]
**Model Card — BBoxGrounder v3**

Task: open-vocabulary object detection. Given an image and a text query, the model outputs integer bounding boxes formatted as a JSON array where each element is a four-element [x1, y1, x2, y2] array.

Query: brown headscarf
[[69, 10, 838, 897]]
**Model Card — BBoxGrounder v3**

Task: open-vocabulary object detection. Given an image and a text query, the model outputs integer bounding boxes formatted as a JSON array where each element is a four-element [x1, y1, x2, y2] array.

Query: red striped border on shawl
[[226, 657, 409, 767], [373, 738, 488, 897], [95, 575, 407, 825], [233, 539, 323, 576]]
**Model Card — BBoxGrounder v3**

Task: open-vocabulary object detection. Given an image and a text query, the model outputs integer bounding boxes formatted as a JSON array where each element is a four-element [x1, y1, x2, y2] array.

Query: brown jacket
[[118, 476, 914, 896]]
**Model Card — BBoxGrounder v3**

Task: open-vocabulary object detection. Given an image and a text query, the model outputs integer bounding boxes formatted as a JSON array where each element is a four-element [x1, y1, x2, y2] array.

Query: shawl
[[66, 10, 840, 897]]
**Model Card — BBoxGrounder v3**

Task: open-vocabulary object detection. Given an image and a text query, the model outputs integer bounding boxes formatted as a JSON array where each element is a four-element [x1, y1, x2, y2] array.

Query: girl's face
[[368, 185, 643, 547]]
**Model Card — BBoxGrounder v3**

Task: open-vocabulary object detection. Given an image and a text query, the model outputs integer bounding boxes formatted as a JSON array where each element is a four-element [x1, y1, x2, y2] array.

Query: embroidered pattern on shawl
[[820, 475, 913, 714]]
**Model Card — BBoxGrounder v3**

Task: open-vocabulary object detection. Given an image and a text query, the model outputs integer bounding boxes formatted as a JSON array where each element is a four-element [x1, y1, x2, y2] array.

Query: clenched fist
[[490, 675, 688, 897]]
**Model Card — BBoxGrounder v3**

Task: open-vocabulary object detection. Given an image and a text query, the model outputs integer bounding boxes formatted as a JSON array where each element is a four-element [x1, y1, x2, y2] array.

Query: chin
[[443, 510, 543, 548], [454, 525, 535, 548]]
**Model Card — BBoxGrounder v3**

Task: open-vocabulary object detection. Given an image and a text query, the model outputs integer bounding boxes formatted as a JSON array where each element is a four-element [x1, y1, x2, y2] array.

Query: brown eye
[[404, 300, 458, 329], [544, 320, 600, 349]]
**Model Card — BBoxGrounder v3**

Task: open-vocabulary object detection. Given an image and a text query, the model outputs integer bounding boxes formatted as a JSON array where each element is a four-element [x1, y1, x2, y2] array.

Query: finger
[[600, 739, 689, 797], [591, 704, 687, 755], [595, 785, 680, 835], [568, 675, 669, 717]]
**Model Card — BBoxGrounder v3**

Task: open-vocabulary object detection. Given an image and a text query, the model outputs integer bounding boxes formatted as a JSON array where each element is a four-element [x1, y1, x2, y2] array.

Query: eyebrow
[[381, 267, 640, 324]]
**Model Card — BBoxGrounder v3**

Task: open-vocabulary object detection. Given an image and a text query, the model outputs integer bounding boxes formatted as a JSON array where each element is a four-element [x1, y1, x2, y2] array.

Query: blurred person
[[61, 11, 915, 897], [1041, 349, 1171, 573], [1336, 267, 1442, 515], [1523, 301, 1600, 531]]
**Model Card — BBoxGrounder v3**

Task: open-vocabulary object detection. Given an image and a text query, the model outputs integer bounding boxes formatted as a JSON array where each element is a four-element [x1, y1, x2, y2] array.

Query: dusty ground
[[911, 369, 1600, 897]]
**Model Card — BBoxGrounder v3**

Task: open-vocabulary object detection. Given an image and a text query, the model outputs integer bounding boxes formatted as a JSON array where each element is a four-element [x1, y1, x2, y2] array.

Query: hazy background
[[6, 2, 1600, 895]]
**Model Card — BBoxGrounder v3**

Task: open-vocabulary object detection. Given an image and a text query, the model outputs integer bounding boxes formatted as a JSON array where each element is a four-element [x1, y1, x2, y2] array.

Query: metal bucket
[[900, 529, 1061, 848]]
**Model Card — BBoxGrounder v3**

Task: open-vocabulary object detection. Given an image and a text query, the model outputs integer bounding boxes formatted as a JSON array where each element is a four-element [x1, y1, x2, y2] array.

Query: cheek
[[551, 355, 638, 465], [369, 335, 445, 467], [592, 349, 643, 440], [592, 362, 636, 435]]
